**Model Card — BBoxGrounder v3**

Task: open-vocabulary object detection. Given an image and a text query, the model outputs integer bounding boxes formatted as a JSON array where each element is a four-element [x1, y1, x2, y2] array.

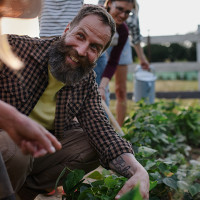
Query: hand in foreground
[[109, 153, 149, 199], [0, 101, 62, 157]]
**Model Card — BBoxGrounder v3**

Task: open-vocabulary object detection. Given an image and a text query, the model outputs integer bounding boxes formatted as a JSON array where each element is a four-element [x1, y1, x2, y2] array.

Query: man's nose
[[76, 44, 88, 57]]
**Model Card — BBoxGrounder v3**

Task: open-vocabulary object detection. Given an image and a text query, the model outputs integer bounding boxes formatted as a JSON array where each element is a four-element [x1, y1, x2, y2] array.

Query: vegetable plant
[[55, 168, 142, 200], [55, 100, 200, 199]]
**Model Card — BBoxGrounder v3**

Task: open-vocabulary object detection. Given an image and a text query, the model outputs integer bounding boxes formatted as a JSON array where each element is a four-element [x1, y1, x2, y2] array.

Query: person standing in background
[[39, 0, 84, 38], [95, 0, 131, 109], [98, 0, 149, 126]]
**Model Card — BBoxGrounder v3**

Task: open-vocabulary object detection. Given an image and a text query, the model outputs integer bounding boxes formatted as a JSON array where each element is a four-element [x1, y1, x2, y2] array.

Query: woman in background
[[97, 0, 149, 126]]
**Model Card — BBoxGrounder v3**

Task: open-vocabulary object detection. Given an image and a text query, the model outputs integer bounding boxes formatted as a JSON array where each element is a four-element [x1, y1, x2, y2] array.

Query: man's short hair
[[70, 4, 116, 52]]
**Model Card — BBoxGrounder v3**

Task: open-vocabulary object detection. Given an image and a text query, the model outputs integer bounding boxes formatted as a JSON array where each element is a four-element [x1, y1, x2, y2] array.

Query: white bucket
[[133, 65, 157, 104]]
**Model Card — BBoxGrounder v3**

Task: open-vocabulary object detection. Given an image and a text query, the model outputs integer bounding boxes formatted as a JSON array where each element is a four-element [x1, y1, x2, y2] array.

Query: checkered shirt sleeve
[[76, 72, 134, 168]]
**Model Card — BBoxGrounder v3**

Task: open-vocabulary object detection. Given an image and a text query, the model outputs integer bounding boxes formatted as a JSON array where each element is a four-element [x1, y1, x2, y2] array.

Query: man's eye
[[90, 44, 98, 51], [77, 33, 84, 39]]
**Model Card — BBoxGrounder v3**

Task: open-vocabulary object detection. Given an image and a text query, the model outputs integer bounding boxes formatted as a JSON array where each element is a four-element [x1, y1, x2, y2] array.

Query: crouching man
[[0, 4, 149, 200]]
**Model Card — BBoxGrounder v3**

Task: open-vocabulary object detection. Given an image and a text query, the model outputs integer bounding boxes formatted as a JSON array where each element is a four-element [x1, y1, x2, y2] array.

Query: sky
[[1, 0, 200, 37]]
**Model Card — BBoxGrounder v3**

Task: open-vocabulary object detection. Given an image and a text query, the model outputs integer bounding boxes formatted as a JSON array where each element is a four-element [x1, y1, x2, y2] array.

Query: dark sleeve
[[102, 23, 129, 80]]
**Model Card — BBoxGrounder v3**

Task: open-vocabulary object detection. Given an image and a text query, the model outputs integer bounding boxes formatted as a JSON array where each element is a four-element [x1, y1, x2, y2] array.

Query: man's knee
[[61, 129, 100, 173], [17, 129, 100, 199]]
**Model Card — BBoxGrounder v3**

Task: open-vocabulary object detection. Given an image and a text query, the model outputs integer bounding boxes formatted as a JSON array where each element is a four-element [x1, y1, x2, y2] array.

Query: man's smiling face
[[49, 14, 111, 85], [63, 14, 111, 68]]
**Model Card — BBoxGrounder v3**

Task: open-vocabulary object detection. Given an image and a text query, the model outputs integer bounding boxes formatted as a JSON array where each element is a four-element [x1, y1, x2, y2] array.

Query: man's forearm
[[109, 153, 136, 178], [109, 153, 149, 199]]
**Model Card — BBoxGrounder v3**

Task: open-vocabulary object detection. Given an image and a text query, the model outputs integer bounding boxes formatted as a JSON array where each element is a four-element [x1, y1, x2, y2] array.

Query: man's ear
[[106, 0, 112, 8]]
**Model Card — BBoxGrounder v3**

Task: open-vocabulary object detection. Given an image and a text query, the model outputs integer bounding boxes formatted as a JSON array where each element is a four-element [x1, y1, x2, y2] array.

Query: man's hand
[[0, 100, 62, 157], [109, 153, 149, 199]]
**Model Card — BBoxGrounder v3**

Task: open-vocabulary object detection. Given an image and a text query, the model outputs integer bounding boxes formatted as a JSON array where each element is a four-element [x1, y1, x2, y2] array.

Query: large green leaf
[[188, 183, 200, 197], [145, 160, 156, 170], [104, 176, 117, 188], [158, 162, 169, 174], [63, 169, 85, 193], [138, 146, 157, 157], [162, 177, 177, 190], [149, 181, 158, 191], [150, 172, 162, 182], [87, 171, 103, 180], [177, 181, 189, 191]]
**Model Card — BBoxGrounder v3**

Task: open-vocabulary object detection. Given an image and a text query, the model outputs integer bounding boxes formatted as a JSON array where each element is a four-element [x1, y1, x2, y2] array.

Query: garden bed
[[35, 100, 200, 200]]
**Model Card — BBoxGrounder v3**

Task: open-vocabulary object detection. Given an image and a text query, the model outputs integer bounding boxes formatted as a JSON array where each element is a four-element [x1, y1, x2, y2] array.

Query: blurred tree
[[143, 44, 168, 62], [168, 43, 187, 61], [138, 43, 197, 63], [187, 43, 196, 61]]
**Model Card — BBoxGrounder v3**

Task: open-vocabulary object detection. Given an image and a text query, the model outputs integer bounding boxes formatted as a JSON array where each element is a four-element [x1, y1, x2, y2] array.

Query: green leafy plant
[[56, 168, 139, 200], [122, 100, 200, 199], [55, 100, 200, 200]]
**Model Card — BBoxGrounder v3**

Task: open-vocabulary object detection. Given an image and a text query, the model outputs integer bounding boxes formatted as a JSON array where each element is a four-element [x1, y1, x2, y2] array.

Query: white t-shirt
[[39, 0, 84, 37]]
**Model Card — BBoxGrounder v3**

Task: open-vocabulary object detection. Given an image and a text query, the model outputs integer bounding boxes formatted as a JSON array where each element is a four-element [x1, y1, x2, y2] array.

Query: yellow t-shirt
[[29, 65, 65, 130]]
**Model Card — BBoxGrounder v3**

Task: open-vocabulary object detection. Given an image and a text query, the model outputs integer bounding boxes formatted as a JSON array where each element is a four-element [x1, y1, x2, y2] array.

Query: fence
[[119, 25, 200, 99]]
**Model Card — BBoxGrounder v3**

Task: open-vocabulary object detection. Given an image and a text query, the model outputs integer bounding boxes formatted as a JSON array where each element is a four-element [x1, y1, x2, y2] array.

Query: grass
[[109, 77, 200, 117], [110, 78, 199, 93]]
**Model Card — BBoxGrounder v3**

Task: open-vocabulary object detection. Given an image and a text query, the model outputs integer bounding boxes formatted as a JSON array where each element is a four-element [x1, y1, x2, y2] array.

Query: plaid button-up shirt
[[0, 35, 133, 168]]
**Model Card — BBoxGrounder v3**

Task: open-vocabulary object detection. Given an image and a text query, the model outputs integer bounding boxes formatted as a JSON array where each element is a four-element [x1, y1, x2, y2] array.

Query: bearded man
[[0, 4, 149, 200]]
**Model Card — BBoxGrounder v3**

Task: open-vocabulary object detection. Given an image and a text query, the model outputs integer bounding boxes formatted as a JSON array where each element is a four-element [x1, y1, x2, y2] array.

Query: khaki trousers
[[17, 128, 100, 200]]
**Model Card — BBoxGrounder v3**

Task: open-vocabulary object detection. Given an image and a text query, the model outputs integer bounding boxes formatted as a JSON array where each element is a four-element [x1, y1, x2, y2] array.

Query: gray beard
[[49, 60, 88, 85], [48, 36, 95, 85]]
